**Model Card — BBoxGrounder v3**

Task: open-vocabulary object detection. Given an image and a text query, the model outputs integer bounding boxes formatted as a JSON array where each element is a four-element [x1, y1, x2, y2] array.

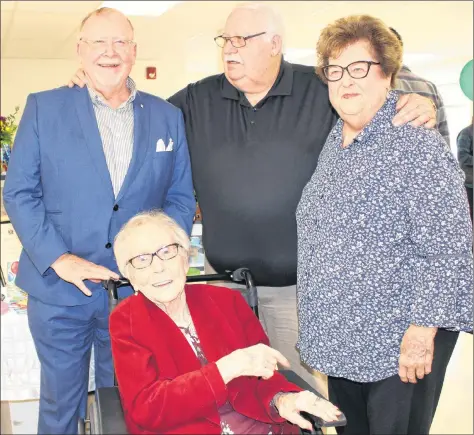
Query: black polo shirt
[[168, 60, 337, 287]]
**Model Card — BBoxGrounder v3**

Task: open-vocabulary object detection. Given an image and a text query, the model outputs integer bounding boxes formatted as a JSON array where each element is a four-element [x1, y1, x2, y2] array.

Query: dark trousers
[[329, 329, 459, 435], [466, 186, 473, 222], [28, 291, 114, 434]]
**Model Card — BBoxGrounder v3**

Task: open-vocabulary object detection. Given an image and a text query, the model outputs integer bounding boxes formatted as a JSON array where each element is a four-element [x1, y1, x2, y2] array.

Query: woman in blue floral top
[[296, 14, 473, 435]]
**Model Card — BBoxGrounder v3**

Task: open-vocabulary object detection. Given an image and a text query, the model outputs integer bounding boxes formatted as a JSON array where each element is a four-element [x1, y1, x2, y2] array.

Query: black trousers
[[466, 186, 473, 222], [329, 329, 459, 435]]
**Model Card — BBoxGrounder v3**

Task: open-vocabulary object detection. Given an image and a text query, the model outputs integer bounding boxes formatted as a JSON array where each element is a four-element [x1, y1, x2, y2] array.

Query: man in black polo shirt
[[167, 4, 436, 395], [68, 3, 437, 395]]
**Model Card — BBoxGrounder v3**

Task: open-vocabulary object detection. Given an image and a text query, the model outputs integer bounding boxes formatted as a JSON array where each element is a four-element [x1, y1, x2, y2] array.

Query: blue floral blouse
[[296, 90, 473, 383]]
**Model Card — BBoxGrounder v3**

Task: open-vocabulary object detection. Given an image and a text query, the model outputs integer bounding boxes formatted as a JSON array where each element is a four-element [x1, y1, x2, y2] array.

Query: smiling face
[[77, 10, 136, 93], [125, 221, 189, 306], [327, 39, 391, 125]]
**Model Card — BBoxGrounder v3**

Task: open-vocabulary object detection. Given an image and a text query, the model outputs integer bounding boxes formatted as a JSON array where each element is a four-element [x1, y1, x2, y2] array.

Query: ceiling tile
[[16, 1, 101, 14]]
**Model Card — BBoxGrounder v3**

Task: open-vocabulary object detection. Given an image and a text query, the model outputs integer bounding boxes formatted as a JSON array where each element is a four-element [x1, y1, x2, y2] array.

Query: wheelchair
[[79, 268, 347, 435]]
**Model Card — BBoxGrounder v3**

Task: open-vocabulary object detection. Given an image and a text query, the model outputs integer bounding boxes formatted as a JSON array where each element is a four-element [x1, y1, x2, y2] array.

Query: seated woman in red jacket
[[111, 211, 341, 434]]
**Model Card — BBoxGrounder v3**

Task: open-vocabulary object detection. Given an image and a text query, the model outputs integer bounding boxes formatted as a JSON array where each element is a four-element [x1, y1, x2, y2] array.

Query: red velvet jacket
[[109, 284, 303, 434]]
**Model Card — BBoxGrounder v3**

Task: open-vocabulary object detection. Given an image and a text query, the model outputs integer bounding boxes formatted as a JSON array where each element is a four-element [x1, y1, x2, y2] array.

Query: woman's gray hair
[[113, 210, 190, 277]]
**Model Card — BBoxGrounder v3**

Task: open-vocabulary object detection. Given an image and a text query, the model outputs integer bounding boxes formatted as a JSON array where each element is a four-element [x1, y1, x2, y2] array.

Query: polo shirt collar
[[221, 57, 294, 103]]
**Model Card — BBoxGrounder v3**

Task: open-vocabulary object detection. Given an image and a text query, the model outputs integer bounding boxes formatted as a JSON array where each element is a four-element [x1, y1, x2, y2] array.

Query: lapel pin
[[140, 104, 144, 108]]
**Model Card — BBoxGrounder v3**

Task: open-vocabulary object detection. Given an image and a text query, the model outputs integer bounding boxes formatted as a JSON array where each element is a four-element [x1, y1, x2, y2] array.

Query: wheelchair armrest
[[94, 387, 128, 434], [279, 370, 347, 429]]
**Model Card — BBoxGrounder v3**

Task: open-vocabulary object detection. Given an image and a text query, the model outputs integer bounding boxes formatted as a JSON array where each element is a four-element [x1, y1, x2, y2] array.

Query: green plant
[[0, 106, 20, 144]]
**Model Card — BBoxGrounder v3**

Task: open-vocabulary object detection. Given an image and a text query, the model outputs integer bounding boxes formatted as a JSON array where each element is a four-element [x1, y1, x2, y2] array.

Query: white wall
[[2, 54, 471, 150], [1, 57, 217, 119]]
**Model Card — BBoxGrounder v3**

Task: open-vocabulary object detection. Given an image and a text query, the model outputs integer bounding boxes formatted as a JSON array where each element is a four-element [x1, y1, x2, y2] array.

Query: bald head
[[220, 3, 285, 97], [226, 3, 285, 48], [79, 7, 134, 35]]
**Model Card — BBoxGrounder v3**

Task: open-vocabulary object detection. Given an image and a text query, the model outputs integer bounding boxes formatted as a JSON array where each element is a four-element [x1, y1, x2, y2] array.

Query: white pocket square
[[156, 138, 174, 152]]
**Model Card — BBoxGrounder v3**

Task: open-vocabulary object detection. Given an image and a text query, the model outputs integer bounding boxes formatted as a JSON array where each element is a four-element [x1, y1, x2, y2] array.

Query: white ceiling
[[1, 1, 473, 67]]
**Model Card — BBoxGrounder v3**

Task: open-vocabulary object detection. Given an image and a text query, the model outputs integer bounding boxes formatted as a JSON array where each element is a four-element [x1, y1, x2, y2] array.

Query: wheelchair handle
[[232, 268, 258, 317]]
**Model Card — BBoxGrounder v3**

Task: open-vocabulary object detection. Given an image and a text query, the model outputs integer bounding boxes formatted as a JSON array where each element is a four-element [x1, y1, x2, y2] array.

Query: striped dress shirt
[[395, 65, 450, 146], [87, 77, 137, 197]]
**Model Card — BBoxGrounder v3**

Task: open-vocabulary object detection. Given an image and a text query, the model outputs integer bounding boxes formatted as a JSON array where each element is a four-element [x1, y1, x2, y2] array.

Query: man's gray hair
[[114, 210, 190, 277], [78, 7, 134, 35], [232, 3, 286, 51]]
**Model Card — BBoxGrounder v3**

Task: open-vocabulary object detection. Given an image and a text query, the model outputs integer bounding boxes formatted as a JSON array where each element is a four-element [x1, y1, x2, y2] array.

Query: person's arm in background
[[162, 108, 196, 236], [394, 73, 450, 145], [430, 85, 450, 146], [457, 127, 473, 186]]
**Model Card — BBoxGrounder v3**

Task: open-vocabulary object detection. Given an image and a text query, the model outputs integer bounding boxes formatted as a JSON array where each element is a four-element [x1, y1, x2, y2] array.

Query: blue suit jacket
[[3, 86, 195, 306]]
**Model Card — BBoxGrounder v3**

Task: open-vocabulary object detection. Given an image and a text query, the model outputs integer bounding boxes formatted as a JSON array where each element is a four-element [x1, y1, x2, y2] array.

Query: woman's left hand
[[399, 324, 437, 384], [393, 93, 437, 128], [274, 391, 342, 431]]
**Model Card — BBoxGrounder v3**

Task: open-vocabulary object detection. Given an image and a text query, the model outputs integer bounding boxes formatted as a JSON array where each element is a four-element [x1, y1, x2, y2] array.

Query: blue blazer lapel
[[74, 87, 114, 198], [116, 91, 150, 202]]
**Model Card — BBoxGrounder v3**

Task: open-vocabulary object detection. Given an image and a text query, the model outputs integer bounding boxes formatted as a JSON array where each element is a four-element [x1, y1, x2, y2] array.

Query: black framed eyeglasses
[[322, 61, 381, 82], [128, 243, 183, 270], [214, 31, 267, 48]]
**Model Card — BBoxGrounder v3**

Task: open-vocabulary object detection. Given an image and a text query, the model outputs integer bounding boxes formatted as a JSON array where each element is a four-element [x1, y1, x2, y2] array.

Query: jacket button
[[105, 242, 112, 249], [113, 204, 119, 211]]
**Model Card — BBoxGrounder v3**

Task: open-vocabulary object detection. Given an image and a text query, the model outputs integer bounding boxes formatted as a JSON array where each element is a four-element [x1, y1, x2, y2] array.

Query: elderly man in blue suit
[[3, 7, 195, 434]]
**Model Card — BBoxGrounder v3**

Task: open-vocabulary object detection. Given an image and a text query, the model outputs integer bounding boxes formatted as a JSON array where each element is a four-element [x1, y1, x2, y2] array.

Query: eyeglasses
[[79, 38, 136, 53], [214, 31, 267, 48], [128, 243, 182, 270], [322, 61, 381, 82]]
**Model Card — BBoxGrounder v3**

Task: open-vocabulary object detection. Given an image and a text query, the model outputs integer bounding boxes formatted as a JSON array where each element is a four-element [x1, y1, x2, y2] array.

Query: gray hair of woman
[[315, 14, 403, 88], [113, 210, 191, 278]]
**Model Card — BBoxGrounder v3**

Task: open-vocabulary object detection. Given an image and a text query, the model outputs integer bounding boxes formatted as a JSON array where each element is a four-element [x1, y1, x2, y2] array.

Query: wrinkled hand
[[51, 253, 120, 296], [67, 68, 88, 88], [393, 93, 437, 128], [235, 343, 291, 380], [275, 390, 342, 431], [216, 343, 290, 384], [399, 324, 437, 383]]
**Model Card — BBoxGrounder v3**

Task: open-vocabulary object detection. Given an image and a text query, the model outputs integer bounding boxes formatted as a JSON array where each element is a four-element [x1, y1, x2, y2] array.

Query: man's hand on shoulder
[[393, 93, 437, 128], [51, 253, 119, 296], [67, 68, 88, 88]]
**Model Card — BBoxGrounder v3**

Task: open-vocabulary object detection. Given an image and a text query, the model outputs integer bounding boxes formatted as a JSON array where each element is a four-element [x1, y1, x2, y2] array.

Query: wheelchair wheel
[[88, 400, 100, 434]]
